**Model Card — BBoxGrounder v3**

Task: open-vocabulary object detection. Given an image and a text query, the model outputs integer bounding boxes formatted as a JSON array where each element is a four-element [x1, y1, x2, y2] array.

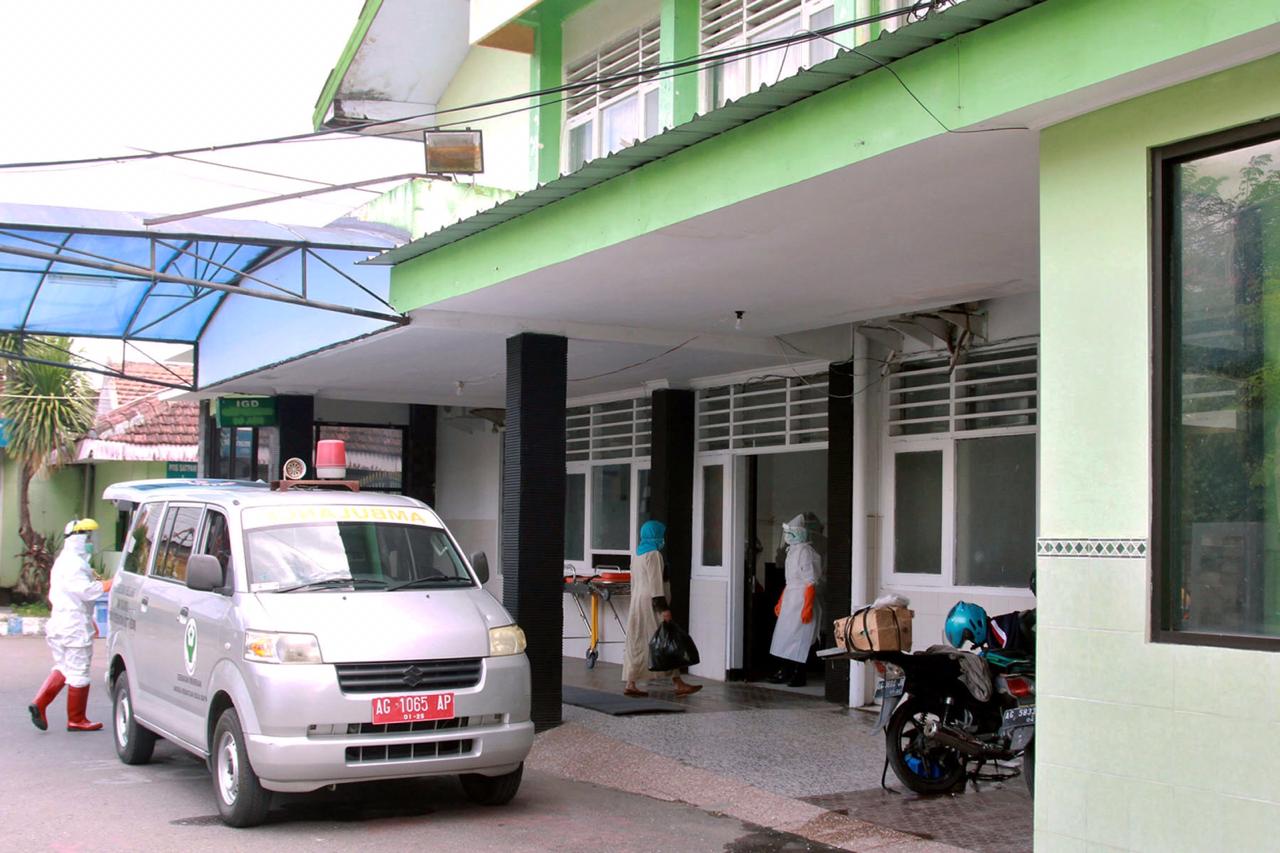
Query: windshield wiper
[[275, 577, 388, 593], [387, 576, 474, 591]]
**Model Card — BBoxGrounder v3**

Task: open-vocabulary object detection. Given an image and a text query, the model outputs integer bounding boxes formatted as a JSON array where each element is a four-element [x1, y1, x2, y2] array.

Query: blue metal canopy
[[0, 203, 408, 389]]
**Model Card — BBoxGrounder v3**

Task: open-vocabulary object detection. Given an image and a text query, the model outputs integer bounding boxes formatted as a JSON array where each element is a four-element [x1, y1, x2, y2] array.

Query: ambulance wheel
[[460, 763, 524, 805], [112, 674, 156, 765], [212, 708, 271, 827]]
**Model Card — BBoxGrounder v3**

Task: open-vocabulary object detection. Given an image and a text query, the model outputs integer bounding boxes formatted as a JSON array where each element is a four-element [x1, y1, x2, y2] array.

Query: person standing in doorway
[[769, 514, 820, 687], [623, 520, 702, 698], [28, 518, 111, 731]]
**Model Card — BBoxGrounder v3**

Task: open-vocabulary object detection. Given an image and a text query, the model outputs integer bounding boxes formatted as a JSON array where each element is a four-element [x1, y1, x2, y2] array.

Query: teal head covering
[[637, 520, 666, 555]]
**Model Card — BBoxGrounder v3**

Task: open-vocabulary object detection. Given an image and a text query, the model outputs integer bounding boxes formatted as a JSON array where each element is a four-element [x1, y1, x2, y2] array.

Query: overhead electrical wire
[[0, 2, 946, 172]]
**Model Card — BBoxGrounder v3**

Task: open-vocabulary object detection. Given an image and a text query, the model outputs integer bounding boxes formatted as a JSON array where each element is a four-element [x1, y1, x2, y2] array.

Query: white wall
[[433, 409, 502, 598]]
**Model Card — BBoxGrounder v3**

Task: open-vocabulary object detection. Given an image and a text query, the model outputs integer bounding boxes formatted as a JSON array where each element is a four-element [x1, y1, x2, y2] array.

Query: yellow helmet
[[64, 518, 99, 535]]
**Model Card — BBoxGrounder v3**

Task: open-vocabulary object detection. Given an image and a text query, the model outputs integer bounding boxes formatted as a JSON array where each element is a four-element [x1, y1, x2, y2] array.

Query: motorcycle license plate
[[875, 677, 905, 701], [1002, 705, 1035, 726], [874, 677, 905, 730], [372, 693, 455, 725]]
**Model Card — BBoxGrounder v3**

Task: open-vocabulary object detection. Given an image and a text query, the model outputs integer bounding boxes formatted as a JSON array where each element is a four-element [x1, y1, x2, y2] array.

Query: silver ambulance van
[[102, 479, 533, 827]]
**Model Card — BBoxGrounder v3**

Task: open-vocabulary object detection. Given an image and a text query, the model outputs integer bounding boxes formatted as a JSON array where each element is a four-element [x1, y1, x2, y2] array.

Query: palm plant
[[0, 336, 95, 599]]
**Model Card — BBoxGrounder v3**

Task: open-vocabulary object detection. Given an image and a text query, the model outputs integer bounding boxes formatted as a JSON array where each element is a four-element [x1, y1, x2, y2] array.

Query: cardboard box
[[833, 606, 913, 651]]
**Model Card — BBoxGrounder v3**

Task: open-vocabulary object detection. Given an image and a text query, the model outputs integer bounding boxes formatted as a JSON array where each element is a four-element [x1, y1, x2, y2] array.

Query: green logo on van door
[[184, 618, 198, 677]]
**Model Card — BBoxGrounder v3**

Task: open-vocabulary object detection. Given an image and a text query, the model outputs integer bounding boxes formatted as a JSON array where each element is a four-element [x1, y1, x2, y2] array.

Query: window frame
[[313, 421, 407, 494], [148, 502, 206, 585], [1150, 115, 1280, 652], [700, 0, 836, 113]]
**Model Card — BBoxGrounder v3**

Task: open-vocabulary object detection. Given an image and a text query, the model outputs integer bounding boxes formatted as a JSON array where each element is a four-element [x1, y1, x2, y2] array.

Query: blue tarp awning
[[0, 203, 408, 389]]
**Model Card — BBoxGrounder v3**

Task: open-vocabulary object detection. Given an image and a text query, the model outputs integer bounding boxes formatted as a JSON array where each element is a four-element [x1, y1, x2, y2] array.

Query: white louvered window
[[697, 373, 828, 451], [563, 21, 661, 173], [883, 341, 1038, 590], [887, 343, 1038, 437], [566, 397, 652, 462], [701, 0, 838, 110]]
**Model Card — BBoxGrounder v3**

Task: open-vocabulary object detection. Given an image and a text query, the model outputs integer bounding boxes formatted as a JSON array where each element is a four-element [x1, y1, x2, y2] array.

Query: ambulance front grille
[[334, 658, 483, 694], [344, 738, 474, 764]]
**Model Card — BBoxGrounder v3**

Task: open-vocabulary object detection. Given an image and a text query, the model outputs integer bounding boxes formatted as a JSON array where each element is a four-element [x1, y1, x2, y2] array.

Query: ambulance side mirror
[[187, 554, 226, 593], [470, 551, 490, 585]]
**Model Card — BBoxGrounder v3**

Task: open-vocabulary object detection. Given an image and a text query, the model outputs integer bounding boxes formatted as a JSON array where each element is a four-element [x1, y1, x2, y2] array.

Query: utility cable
[[0, 3, 935, 171]]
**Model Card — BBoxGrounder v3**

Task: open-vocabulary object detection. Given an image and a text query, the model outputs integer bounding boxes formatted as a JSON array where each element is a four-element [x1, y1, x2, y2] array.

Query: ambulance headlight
[[244, 630, 322, 664], [488, 624, 526, 657]]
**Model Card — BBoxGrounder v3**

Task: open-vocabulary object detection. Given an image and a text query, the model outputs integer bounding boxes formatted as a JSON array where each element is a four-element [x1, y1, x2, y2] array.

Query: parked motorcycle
[[820, 643, 1035, 796]]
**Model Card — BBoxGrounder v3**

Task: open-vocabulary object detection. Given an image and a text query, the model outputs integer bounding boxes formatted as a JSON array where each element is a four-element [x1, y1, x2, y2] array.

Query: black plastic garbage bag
[[649, 620, 700, 671]]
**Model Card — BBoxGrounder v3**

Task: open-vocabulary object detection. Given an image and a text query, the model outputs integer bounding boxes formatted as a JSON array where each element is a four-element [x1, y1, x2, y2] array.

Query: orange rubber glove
[[101, 578, 113, 594], [774, 592, 784, 617], [800, 584, 815, 624]]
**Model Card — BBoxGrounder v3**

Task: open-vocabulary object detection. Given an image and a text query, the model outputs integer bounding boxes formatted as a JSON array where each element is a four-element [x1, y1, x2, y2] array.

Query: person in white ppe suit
[[768, 514, 821, 687], [28, 518, 111, 732]]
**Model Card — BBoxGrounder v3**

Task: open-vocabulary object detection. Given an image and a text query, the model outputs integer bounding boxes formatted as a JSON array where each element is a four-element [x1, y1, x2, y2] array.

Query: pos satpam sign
[[216, 396, 277, 428]]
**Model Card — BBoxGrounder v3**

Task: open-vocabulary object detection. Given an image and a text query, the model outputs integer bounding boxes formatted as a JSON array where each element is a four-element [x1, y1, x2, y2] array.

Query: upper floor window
[[1154, 118, 1280, 649], [564, 21, 661, 173], [701, 0, 837, 110]]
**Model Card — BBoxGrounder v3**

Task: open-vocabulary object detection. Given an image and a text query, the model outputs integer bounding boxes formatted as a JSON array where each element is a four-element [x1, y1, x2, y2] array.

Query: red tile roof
[[75, 363, 198, 461]]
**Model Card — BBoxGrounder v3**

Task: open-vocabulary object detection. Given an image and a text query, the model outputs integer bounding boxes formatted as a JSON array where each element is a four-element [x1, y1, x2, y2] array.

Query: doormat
[[562, 685, 687, 716]]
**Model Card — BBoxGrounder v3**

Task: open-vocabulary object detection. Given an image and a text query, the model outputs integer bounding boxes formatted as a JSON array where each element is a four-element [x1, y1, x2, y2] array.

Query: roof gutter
[[312, 0, 386, 131]]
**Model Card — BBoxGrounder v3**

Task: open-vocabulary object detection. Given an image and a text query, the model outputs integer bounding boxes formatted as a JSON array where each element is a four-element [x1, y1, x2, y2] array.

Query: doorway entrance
[[739, 449, 828, 688]]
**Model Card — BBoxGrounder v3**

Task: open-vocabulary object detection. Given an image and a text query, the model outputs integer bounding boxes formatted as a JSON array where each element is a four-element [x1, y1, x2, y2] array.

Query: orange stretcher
[[563, 568, 631, 668]]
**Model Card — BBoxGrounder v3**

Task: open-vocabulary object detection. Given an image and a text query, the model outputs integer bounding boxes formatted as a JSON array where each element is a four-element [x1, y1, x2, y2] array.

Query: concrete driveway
[[1, 637, 831, 852]]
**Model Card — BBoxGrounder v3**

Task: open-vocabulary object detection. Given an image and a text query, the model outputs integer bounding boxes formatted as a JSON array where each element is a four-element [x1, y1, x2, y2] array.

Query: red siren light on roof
[[315, 440, 347, 479]]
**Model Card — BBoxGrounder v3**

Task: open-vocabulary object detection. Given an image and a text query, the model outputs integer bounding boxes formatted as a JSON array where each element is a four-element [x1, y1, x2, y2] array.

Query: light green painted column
[[660, 0, 699, 129], [529, 2, 564, 185]]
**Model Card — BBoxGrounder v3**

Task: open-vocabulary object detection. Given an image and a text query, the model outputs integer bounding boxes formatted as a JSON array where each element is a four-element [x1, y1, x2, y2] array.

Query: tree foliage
[[0, 336, 95, 599]]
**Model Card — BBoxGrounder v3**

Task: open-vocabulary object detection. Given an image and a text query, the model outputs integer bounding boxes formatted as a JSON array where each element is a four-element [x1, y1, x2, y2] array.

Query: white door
[[691, 455, 734, 678]]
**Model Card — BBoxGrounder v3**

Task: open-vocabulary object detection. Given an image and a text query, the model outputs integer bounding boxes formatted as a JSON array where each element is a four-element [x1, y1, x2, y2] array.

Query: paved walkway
[[557, 659, 1032, 852]]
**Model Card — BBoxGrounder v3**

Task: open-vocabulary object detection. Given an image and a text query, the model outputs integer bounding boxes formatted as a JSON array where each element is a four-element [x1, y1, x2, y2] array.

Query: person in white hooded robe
[[28, 518, 111, 732], [768, 514, 821, 687]]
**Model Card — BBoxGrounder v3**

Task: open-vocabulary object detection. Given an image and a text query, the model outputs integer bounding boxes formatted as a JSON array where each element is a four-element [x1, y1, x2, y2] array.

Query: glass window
[[701, 464, 724, 566], [894, 451, 942, 574], [122, 503, 161, 574], [246, 522, 470, 591], [748, 14, 803, 89], [568, 120, 594, 172], [601, 93, 640, 155], [316, 424, 403, 492], [809, 6, 837, 64], [1159, 125, 1280, 642], [565, 472, 586, 562], [955, 435, 1036, 587], [152, 506, 202, 582], [643, 88, 660, 139], [591, 464, 632, 550], [636, 468, 652, 538], [200, 510, 234, 581]]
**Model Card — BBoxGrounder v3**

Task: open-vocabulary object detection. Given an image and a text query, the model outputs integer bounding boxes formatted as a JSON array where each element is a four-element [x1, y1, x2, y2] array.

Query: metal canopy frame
[[0, 206, 408, 391]]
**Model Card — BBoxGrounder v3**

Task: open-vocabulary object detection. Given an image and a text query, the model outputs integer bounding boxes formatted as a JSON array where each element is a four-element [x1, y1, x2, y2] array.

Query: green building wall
[[0, 457, 169, 590], [0, 456, 83, 590], [1037, 52, 1280, 851]]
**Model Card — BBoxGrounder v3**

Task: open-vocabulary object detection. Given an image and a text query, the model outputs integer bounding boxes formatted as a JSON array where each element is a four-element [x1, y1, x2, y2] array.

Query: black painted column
[[277, 395, 315, 480], [649, 389, 695, 629], [825, 362, 854, 704], [404, 404, 438, 506], [502, 333, 567, 731]]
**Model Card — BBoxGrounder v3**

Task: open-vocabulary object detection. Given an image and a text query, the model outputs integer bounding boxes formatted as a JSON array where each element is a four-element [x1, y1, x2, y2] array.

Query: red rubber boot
[[66, 685, 103, 732], [28, 669, 66, 731]]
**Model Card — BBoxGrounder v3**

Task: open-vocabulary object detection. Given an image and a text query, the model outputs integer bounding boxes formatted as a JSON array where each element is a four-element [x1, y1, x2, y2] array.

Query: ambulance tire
[[212, 708, 271, 827], [460, 762, 524, 805], [112, 674, 157, 765]]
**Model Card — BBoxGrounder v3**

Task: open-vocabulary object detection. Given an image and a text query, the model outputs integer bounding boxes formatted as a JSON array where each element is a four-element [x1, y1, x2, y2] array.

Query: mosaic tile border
[[1036, 538, 1148, 558]]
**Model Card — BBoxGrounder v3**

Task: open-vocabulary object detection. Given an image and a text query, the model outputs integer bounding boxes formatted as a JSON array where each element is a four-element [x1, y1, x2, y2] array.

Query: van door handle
[[177, 606, 189, 624], [139, 597, 149, 613]]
